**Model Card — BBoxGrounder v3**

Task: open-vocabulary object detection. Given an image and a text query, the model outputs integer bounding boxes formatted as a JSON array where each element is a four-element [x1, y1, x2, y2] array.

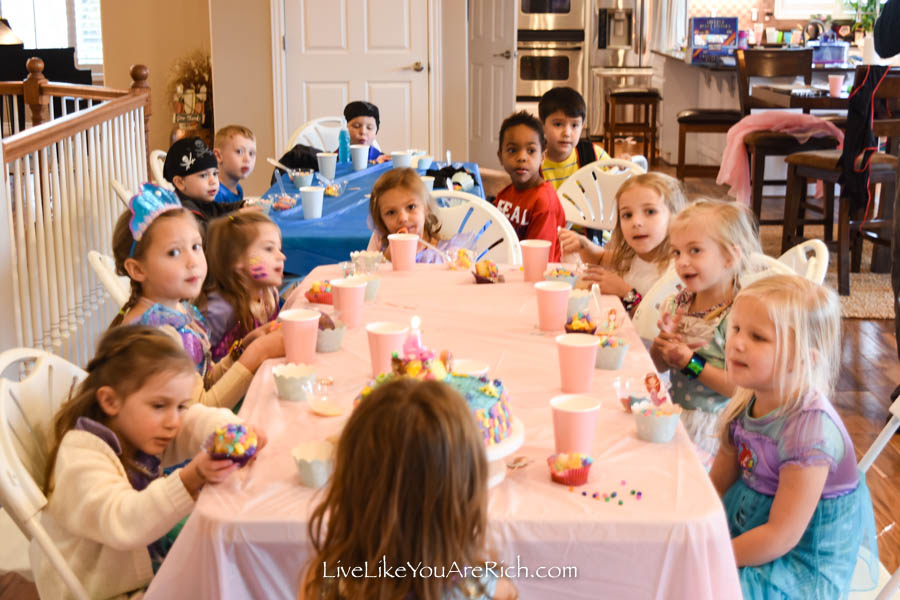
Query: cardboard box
[[689, 17, 739, 65]]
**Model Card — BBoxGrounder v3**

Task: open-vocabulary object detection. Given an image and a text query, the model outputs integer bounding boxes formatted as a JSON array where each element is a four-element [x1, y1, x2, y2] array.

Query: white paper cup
[[316, 151, 337, 180], [420, 175, 435, 191], [350, 144, 368, 171], [417, 155, 433, 170], [300, 186, 324, 219], [391, 151, 412, 168]]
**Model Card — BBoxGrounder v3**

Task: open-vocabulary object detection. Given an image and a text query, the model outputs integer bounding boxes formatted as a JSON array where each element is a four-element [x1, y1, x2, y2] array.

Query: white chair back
[[88, 251, 131, 308], [429, 190, 522, 265], [0, 348, 89, 599], [631, 265, 680, 341], [740, 253, 797, 288], [557, 158, 645, 230], [110, 179, 132, 209], [286, 116, 346, 154], [149, 149, 173, 190], [777, 239, 829, 285]]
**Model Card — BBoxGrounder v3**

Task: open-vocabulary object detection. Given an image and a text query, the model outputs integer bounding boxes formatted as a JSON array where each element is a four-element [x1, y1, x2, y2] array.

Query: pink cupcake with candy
[[205, 423, 259, 466], [547, 452, 593, 486]]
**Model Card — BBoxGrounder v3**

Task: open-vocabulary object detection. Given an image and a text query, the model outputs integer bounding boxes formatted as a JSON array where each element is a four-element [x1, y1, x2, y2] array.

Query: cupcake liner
[[565, 323, 597, 334], [595, 343, 629, 370], [634, 412, 680, 443], [304, 291, 333, 305], [364, 278, 380, 302], [473, 272, 504, 284], [316, 323, 346, 353]]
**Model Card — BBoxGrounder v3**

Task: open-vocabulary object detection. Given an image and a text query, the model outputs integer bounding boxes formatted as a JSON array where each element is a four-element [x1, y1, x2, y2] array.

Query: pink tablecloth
[[146, 264, 741, 600]]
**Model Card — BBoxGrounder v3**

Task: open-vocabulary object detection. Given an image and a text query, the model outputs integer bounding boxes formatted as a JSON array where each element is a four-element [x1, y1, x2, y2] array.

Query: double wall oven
[[516, 0, 587, 101]]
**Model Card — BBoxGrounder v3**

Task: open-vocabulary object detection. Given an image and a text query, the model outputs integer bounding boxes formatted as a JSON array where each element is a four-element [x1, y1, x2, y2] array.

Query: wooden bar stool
[[604, 88, 660, 164], [676, 109, 742, 180], [736, 49, 840, 225], [781, 66, 900, 295]]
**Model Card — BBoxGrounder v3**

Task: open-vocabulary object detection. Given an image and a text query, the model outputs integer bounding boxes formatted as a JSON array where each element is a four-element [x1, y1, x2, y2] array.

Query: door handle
[[493, 50, 512, 59], [405, 61, 425, 72]]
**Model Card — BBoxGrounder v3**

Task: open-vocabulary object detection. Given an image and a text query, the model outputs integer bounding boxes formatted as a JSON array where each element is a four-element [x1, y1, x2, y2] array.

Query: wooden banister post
[[23, 57, 49, 126], [129, 64, 151, 172]]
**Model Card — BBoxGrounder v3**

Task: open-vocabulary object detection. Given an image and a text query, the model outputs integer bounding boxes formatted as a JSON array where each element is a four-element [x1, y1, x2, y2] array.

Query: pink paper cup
[[388, 233, 418, 271], [366, 321, 409, 377], [521, 239, 552, 282], [828, 74, 844, 97], [555, 333, 602, 393], [535, 281, 571, 331], [550, 394, 602, 454], [331, 278, 367, 329], [279, 309, 321, 365]]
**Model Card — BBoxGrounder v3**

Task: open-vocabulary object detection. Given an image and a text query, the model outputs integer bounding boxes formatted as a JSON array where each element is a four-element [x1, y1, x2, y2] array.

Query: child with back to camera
[[300, 378, 517, 600], [31, 325, 267, 600], [111, 183, 284, 409], [367, 167, 477, 263], [201, 211, 286, 361], [163, 136, 245, 237], [558, 172, 685, 313], [494, 111, 566, 261], [712, 275, 878, 599], [213, 124, 257, 204], [650, 199, 761, 466]]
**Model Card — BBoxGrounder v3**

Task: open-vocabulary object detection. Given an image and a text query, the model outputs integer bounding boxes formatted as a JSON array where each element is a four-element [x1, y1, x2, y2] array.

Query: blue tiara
[[128, 183, 182, 256]]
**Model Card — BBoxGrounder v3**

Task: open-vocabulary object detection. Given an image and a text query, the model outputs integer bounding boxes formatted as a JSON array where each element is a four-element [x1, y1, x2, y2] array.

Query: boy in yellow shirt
[[539, 87, 611, 190]]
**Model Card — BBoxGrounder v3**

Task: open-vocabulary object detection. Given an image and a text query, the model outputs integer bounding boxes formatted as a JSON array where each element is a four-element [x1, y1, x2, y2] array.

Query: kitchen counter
[[652, 48, 859, 72]]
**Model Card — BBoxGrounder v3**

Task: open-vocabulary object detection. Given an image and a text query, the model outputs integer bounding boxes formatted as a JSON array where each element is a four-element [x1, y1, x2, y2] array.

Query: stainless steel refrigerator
[[588, 0, 654, 137]]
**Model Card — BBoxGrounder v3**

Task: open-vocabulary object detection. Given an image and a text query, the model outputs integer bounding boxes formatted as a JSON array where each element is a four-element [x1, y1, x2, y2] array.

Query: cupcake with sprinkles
[[205, 423, 259, 466], [547, 452, 593, 486], [565, 312, 597, 334], [544, 266, 577, 287], [304, 280, 333, 304], [594, 334, 629, 370]]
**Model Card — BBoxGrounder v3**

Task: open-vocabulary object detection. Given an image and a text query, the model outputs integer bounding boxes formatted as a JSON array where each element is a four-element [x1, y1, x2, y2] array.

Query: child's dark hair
[[538, 86, 586, 122], [304, 379, 491, 600], [44, 325, 196, 493], [369, 168, 441, 244], [202, 211, 278, 338], [110, 208, 199, 327], [498, 110, 545, 153]]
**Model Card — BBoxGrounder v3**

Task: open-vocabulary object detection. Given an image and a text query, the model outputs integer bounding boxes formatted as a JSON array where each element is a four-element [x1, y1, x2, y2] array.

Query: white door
[[468, 0, 517, 167], [283, 0, 429, 154]]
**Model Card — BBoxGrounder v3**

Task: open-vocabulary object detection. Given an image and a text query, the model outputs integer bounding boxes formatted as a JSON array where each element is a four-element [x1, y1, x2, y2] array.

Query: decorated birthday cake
[[356, 318, 514, 447]]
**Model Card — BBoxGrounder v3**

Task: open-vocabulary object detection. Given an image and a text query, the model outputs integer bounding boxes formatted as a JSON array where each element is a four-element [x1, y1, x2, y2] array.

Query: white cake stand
[[485, 417, 525, 488]]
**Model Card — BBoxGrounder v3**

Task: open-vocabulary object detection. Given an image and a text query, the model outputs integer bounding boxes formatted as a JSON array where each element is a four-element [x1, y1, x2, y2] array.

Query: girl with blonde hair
[[559, 172, 686, 313], [711, 275, 877, 598], [300, 378, 517, 600], [650, 198, 761, 466]]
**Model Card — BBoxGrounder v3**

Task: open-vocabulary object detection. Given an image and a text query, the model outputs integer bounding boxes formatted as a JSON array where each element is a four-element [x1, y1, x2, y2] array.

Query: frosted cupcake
[[205, 423, 259, 466], [547, 452, 593, 486], [565, 312, 597, 334], [544, 266, 577, 287], [473, 259, 504, 283], [304, 280, 332, 304], [594, 335, 629, 370]]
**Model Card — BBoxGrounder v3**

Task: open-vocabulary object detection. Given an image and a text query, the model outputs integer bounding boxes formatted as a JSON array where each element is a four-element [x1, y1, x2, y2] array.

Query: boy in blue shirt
[[213, 125, 256, 203]]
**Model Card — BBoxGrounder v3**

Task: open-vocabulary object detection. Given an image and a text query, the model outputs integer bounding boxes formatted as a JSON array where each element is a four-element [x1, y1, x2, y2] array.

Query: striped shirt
[[542, 143, 611, 190]]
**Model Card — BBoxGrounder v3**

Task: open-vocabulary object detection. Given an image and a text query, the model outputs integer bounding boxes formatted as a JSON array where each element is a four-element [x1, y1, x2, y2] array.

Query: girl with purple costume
[[711, 275, 878, 599], [110, 183, 286, 410]]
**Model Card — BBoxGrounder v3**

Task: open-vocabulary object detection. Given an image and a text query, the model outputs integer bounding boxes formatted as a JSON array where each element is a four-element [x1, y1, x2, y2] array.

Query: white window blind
[[773, 0, 851, 20], [0, 0, 103, 68]]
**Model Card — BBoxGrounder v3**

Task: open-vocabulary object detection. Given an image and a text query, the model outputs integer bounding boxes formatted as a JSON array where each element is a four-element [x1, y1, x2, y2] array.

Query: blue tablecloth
[[266, 161, 484, 276]]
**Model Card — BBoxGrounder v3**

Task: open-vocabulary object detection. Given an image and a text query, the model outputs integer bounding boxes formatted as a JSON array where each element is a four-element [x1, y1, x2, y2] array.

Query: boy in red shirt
[[494, 111, 566, 261]]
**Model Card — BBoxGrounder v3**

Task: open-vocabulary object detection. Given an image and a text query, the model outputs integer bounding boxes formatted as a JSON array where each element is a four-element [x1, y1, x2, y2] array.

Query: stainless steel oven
[[516, 41, 584, 100], [519, 0, 587, 31]]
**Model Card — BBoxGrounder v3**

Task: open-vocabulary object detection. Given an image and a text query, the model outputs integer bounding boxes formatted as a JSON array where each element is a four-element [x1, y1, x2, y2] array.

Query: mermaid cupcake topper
[[128, 183, 182, 255]]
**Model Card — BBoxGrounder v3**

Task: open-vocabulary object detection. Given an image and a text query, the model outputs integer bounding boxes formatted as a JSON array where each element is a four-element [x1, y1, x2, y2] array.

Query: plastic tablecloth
[[145, 264, 741, 600], [267, 161, 484, 276]]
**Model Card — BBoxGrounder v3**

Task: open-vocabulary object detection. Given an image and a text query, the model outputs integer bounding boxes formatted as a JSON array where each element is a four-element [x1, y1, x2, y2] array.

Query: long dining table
[[145, 263, 741, 600]]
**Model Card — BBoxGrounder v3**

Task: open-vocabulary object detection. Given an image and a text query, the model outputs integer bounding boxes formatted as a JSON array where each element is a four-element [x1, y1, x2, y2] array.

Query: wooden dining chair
[[781, 66, 900, 295], [735, 49, 840, 225]]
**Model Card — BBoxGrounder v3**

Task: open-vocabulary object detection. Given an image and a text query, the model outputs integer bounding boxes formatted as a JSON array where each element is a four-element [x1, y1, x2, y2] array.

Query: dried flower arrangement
[[166, 50, 213, 132]]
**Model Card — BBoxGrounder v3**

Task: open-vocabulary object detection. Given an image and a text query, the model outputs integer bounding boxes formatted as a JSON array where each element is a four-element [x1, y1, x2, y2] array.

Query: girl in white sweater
[[31, 325, 266, 600]]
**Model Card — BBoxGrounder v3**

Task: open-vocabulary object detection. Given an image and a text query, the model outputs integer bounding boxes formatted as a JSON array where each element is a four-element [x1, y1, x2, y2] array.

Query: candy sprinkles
[[572, 479, 643, 505]]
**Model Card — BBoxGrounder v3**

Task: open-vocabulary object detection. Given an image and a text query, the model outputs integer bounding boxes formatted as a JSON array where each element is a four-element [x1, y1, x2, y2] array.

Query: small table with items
[[264, 161, 485, 276], [751, 84, 850, 111], [145, 263, 741, 599]]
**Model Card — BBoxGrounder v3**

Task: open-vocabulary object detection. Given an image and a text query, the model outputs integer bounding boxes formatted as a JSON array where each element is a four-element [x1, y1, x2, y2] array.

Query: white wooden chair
[[777, 239, 829, 285], [848, 393, 900, 599], [0, 348, 89, 599], [631, 265, 680, 342], [429, 190, 522, 265], [556, 158, 645, 230], [88, 250, 131, 308], [149, 149, 173, 190]]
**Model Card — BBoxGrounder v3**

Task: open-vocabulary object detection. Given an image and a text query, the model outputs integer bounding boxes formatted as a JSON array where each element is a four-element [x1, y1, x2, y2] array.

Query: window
[[773, 0, 851, 20], [0, 0, 103, 77]]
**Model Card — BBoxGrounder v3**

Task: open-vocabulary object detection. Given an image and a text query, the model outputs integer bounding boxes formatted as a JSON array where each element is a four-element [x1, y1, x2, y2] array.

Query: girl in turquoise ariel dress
[[110, 183, 284, 410], [710, 274, 879, 599]]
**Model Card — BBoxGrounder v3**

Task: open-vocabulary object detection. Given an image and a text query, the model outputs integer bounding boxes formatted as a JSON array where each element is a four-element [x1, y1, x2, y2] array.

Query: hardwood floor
[[2, 167, 898, 597]]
